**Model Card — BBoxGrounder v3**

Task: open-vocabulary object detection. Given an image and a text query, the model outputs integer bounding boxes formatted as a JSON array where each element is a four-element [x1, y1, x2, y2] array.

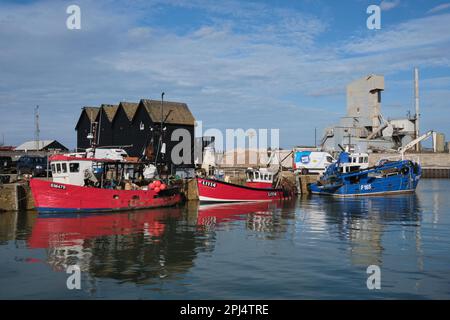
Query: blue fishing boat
[[308, 152, 421, 197]]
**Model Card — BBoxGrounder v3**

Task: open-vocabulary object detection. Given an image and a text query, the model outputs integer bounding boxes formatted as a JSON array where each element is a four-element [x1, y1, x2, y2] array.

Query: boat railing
[[375, 154, 421, 166]]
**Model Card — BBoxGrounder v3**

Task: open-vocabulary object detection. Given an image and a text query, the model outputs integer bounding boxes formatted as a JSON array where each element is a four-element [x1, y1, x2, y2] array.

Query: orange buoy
[[154, 187, 160, 193], [160, 183, 166, 190]]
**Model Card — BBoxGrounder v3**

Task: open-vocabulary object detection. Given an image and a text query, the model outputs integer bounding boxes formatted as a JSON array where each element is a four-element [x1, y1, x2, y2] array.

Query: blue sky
[[0, 0, 449, 149]]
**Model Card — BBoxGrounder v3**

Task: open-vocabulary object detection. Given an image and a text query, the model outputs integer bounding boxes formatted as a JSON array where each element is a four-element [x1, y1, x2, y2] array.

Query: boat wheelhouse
[[338, 152, 369, 174], [245, 167, 277, 189]]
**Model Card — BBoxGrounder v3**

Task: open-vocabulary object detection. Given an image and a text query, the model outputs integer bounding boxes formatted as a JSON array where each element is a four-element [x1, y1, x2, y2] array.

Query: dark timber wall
[[76, 101, 196, 172]]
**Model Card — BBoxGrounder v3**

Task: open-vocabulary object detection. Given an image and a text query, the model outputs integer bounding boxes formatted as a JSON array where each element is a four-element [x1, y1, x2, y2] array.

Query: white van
[[86, 148, 129, 161], [293, 150, 335, 175]]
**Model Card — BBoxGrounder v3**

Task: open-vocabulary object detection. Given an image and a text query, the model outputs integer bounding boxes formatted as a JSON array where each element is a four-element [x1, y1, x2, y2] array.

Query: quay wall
[[0, 183, 33, 212]]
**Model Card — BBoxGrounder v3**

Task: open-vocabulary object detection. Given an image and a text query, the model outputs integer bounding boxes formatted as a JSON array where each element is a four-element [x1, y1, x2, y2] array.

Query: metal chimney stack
[[414, 67, 420, 151]]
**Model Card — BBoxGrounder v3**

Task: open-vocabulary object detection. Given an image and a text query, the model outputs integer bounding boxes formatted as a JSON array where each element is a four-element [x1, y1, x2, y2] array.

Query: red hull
[[30, 178, 183, 213], [245, 181, 273, 188], [197, 177, 288, 202]]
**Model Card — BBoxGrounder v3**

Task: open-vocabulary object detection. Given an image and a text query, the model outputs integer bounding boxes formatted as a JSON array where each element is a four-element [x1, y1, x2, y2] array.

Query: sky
[[0, 0, 449, 149]]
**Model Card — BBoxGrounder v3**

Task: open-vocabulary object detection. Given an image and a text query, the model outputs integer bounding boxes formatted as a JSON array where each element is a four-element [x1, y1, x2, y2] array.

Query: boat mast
[[414, 67, 420, 151], [154, 92, 165, 176], [161, 92, 164, 141]]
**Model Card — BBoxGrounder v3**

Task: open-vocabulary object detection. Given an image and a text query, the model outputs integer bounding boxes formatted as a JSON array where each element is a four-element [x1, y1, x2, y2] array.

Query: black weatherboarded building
[[75, 106, 100, 150], [75, 98, 196, 172]]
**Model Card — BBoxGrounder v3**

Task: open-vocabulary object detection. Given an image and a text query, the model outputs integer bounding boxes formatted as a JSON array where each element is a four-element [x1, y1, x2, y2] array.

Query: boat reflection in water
[[198, 200, 297, 237], [299, 194, 422, 266], [28, 208, 189, 280], [24, 200, 295, 286]]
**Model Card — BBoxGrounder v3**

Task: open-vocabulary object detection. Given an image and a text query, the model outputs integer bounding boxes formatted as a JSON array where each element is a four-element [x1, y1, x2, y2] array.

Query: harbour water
[[0, 179, 449, 299]]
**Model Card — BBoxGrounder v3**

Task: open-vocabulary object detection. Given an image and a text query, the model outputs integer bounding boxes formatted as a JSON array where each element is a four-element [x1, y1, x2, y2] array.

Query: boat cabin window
[[359, 157, 364, 163], [364, 157, 368, 163], [51, 164, 56, 173], [56, 163, 61, 173], [61, 163, 67, 173], [69, 163, 80, 173]]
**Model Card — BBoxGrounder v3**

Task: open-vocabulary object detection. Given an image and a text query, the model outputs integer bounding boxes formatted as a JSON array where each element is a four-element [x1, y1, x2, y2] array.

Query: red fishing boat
[[197, 168, 290, 202], [30, 153, 183, 213]]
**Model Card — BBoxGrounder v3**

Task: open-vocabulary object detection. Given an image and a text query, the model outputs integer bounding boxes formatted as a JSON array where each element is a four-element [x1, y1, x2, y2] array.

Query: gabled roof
[[101, 104, 119, 122], [83, 107, 100, 122], [15, 140, 67, 151], [140, 99, 195, 126], [119, 102, 139, 121], [75, 106, 100, 129]]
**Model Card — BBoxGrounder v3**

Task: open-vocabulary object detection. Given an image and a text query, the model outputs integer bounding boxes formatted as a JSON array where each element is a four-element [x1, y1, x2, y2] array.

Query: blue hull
[[309, 159, 421, 197]]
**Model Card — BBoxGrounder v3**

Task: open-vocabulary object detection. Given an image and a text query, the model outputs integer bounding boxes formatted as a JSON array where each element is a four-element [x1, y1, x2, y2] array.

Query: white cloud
[[380, 0, 401, 11], [0, 0, 449, 148], [341, 13, 450, 55], [427, 3, 450, 14]]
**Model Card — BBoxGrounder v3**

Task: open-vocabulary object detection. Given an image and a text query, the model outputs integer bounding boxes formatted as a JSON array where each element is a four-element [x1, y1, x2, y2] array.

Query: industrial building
[[75, 98, 196, 173], [321, 74, 421, 153]]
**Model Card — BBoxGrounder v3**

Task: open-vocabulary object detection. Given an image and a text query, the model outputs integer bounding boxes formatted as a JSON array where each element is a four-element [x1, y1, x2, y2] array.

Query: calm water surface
[[1, 179, 449, 299]]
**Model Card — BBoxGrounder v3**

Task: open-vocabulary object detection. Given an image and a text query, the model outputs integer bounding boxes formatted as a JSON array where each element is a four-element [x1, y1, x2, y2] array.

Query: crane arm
[[398, 130, 435, 155]]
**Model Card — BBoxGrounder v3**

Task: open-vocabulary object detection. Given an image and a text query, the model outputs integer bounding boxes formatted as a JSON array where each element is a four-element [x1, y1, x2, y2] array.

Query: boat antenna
[[34, 105, 40, 151], [97, 106, 102, 147], [161, 92, 164, 136]]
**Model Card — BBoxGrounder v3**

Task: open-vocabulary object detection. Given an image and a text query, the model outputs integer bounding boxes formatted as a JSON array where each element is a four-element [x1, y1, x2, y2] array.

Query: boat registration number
[[202, 181, 217, 188], [360, 184, 372, 191], [50, 183, 66, 190], [267, 192, 278, 197]]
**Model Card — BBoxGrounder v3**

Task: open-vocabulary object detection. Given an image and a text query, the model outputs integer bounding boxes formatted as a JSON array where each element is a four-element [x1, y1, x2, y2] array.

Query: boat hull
[[309, 171, 421, 197], [197, 177, 288, 202], [30, 178, 183, 213]]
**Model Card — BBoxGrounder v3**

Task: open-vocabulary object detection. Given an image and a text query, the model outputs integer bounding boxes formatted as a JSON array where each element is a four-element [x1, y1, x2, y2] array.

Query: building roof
[[75, 106, 100, 129], [15, 140, 67, 151], [83, 107, 100, 122], [119, 102, 139, 121], [140, 99, 195, 126], [101, 104, 119, 122]]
